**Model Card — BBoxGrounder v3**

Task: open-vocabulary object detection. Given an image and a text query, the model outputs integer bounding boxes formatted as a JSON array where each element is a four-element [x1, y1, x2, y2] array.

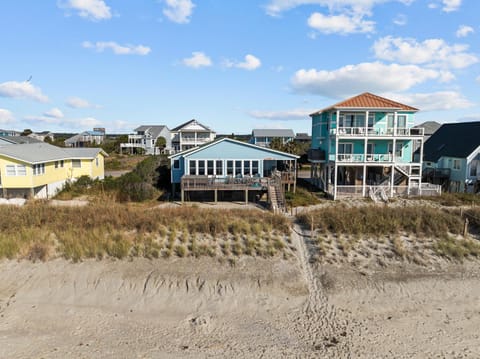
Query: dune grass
[[0, 202, 291, 262]]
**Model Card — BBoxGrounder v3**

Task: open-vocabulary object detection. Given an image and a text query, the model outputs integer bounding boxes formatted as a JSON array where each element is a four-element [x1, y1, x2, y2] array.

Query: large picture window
[[216, 160, 223, 175], [207, 160, 214, 175], [227, 160, 233, 175], [198, 160, 205, 175]]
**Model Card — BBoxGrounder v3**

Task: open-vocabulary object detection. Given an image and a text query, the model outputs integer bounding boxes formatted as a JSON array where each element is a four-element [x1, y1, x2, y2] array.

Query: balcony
[[128, 134, 146, 140], [330, 127, 424, 137], [330, 153, 394, 163]]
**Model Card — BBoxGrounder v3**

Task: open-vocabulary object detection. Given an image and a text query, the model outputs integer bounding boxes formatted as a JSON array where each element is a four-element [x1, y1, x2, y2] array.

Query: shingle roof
[[311, 92, 418, 115], [0, 143, 105, 164], [423, 121, 480, 162], [134, 125, 168, 138], [0, 136, 42, 144], [252, 129, 295, 137], [414, 121, 441, 136]]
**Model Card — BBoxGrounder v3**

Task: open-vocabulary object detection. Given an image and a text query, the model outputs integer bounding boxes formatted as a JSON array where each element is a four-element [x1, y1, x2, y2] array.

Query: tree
[[21, 129, 33, 136], [156, 136, 166, 149]]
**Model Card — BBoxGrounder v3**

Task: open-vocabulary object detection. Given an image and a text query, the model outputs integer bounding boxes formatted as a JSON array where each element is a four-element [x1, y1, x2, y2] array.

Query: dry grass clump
[[0, 202, 291, 262], [297, 205, 464, 237], [434, 235, 480, 260]]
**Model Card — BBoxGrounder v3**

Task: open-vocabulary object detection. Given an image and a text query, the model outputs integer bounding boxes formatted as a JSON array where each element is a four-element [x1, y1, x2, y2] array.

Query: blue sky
[[0, 0, 479, 135]]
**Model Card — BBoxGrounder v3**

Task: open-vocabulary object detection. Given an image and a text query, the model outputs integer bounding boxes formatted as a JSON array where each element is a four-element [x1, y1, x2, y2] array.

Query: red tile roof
[[311, 92, 418, 115]]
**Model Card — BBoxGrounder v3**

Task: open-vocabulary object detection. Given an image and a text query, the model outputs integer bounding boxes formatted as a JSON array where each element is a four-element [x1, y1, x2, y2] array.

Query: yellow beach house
[[0, 142, 107, 199]]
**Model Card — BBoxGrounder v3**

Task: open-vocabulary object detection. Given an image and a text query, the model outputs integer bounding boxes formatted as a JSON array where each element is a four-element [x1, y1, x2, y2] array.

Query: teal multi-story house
[[308, 92, 438, 200]]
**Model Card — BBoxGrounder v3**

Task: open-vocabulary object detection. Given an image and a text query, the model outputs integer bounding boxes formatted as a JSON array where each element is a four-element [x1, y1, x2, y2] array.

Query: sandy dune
[[1, 233, 480, 358]]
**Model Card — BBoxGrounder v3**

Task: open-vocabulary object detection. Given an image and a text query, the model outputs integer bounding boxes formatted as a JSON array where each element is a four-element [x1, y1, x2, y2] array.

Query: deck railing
[[332, 183, 441, 198], [330, 127, 424, 137]]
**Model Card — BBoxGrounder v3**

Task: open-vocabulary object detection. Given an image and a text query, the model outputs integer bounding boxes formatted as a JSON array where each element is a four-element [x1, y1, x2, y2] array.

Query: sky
[[0, 0, 479, 135]]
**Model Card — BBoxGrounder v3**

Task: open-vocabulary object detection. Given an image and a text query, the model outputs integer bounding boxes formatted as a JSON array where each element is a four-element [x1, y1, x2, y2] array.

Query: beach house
[[171, 119, 216, 152], [250, 129, 295, 148], [65, 128, 106, 148], [308, 92, 439, 200], [422, 121, 480, 193], [169, 138, 298, 210], [0, 142, 107, 199], [120, 125, 173, 155]]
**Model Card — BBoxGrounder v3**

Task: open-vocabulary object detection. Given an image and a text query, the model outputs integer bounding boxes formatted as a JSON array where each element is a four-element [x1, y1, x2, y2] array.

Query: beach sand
[[1, 236, 480, 358]]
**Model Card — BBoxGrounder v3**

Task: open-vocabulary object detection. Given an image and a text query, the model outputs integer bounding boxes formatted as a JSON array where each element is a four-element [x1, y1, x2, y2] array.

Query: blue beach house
[[308, 92, 440, 200], [169, 137, 298, 210]]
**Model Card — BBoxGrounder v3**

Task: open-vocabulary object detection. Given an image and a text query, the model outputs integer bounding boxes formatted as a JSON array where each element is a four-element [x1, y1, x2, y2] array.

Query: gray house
[[250, 129, 295, 148], [120, 125, 172, 155], [423, 121, 480, 193]]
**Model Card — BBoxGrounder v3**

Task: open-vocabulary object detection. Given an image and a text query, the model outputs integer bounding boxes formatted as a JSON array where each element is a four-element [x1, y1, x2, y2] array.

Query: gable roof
[[414, 121, 441, 136], [311, 92, 418, 115], [171, 119, 214, 133], [252, 129, 295, 138], [169, 137, 299, 160], [134, 125, 169, 138], [0, 143, 107, 164], [423, 121, 480, 162]]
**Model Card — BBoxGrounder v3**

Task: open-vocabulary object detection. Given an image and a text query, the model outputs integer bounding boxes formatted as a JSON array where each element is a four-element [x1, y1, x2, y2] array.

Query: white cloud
[[442, 0, 461, 12], [393, 13, 407, 26], [0, 81, 49, 103], [43, 108, 64, 119], [307, 12, 374, 34], [224, 54, 262, 71], [265, 0, 414, 17], [456, 25, 474, 38], [25, 115, 102, 128], [58, 0, 112, 21], [66, 96, 98, 109], [0, 109, 15, 125], [249, 108, 315, 120], [182, 52, 212, 68], [373, 36, 478, 69], [163, 0, 195, 24], [291, 62, 453, 97], [82, 41, 151, 55], [381, 91, 474, 111]]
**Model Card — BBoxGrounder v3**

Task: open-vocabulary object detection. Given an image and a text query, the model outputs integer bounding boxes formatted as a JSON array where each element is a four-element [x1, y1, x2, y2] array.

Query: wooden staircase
[[268, 174, 286, 213]]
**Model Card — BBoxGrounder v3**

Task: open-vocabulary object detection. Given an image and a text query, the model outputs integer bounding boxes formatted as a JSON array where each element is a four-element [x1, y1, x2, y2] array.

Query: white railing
[[331, 127, 424, 137], [128, 134, 145, 140], [329, 154, 394, 163]]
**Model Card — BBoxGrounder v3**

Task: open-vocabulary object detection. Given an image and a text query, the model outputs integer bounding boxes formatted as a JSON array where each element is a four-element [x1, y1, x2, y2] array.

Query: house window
[[72, 159, 81, 168], [96, 157, 99, 167], [17, 165, 27, 176], [55, 161, 59, 168], [207, 160, 214, 175], [243, 161, 251, 175], [388, 142, 404, 158], [189, 160, 196, 175], [6, 165, 16, 176], [173, 160, 180, 169], [470, 161, 478, 176], [397, 115, 407, 128], [338, 143, 353, 154], [453, 159, 461, 170], [216, 160, 223, 176], [33, 163, 45, 176], [368, 113, 375, 128], [367, 143, 375, 154], [227, 160, 234, 175], [252, 160, 259, 175], [235, 160, 242, 176], [198, 160, 205, 175]]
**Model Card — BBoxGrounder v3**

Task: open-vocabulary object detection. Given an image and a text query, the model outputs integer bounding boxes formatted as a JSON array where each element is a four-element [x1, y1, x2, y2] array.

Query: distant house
[[120, 125, 172, 155], [294, 132, 311, 143], [0, 142, 107, 199], [171, 119, 216, 152], [28, 131, 55, 142], [169, 137, 298, 210], [0, 136, 43, 146], [308, 92, 440, 200], [250, 129, 295, 148], [422, 121, 480, 193], [65, 128, 105, 147], [0, 129, 21, 137]]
